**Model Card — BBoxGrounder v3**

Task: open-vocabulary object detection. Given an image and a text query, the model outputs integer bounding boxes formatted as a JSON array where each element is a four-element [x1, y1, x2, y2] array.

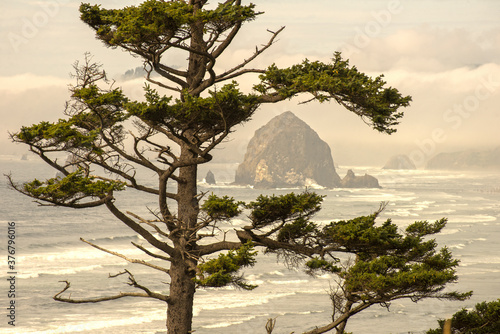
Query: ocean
[[1, 156, 499, 334]]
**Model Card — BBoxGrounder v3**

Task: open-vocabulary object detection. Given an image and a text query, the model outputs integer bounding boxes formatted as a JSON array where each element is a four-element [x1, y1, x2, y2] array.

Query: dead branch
[[214, 26, 285, 83], [131, 242, 172, 262], [54, 269, 171, 304], [54, 280, 151, 303], [265, 317, 277, 334], [122, 269, 170, 302], [80, 238, 170, 274], [126, 211, 170, 238]]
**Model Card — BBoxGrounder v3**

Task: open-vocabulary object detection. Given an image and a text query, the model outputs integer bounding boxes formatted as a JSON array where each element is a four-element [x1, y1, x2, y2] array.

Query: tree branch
[[5, 174, 113, 209], [196, 240, 243, 256], [54, 280, 152, 303], [54, 269, 170, 304], [215, 26, 285, 83], [302, 302, 372, 334], [146, 65, 184, 92], [131, 241, 172, 262], [80, 238, 170, 274], [105, 200, 175, 256]]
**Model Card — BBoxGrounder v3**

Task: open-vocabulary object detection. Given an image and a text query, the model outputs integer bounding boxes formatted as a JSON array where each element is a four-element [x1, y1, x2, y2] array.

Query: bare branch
[[123, 269, 170, 302], [265, 317, 277, 334], [54, 280, 154, 303], [105, 200, 175, 256], [197, 240, 243, 256], [81, 238, 170, 274], [302, 302, 371, 334], [126, 211, 170, 238], [155, 62, 187, 78], [131, 242, 172, 262], [99, 129, 162, 174], [54, 269, 171, 304], [91, 155, 160, 195], [215, 26, 285, 83], [146, 65, 183, 93]]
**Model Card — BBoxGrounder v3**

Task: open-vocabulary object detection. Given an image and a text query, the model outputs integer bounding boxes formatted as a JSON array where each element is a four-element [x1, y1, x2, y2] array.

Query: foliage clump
[[195, 242, 258, 290], [427, 299, 500, 334]]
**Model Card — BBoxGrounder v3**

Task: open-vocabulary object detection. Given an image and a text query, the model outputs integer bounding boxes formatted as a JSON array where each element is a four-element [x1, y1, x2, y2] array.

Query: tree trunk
[[166, 257, 196, 333], [336, 300, 354, 334], [166, 144, 199, 333]]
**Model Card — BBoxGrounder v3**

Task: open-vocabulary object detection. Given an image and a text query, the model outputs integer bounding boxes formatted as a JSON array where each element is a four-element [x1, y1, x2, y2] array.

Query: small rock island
[[382, 154, 416, 170]]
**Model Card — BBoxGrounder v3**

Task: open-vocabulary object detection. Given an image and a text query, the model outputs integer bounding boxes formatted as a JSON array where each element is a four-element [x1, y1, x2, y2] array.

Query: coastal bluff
[[426, 147, 500, 170]]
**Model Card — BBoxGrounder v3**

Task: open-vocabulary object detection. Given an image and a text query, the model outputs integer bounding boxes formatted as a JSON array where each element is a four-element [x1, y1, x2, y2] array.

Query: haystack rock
[[382, 154, 416, 170], [234, 112, 341, 189]]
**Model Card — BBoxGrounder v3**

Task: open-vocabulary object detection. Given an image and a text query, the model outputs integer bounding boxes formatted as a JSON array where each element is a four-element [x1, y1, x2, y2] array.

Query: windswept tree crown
[[6, 2, 469, 334]]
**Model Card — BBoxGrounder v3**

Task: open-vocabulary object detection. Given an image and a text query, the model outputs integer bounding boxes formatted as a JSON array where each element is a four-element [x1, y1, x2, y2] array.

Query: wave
[[87, 234, 139, 243], [202, 310, 325, 331], [438, 228, 461, 235], [22, 234, 139, 252], [460, 255, 500, 267], [431, 209, 457, 214], [198, 181, 252, 189], [193, 291, 296, 317], [342, 192, 418, 203], [13, 245, 163, 279], [388, 208, 420, 217], [452, 214, 497, 224], [7, 309, 166, 334], [459, 269, 500, 275], [18, 241, 161, 262], [12, 264, 104, 279], [201, 315, 259, 329], [267, 279, 310, 285]]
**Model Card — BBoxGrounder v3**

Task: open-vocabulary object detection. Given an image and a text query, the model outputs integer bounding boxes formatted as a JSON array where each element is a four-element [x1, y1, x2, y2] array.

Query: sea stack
[[340, 169, 380, 188], [205, 170, 216, 185], [234, 111, 341, 188], [382, 154, 416, 170]]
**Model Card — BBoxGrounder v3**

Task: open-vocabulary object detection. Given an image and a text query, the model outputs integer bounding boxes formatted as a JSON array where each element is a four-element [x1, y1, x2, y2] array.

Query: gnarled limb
[[214, 26, 285, 83], [54, 280, 151, 303], [126, 211, 170, 238], [80, 238, 170, 274], [54, 270, 170, 304], [132, 242, 172, 262], [196, 240, 243, 257], [105, 200, 175, 256], [302, 302, 372, 334]]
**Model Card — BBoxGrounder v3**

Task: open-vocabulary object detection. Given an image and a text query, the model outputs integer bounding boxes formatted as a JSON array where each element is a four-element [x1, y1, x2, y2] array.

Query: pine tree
[[9, 1, 469, 333]]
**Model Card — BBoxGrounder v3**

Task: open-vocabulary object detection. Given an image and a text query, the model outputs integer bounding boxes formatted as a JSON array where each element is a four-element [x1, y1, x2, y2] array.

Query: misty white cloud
[[0, 73, 67, 93], [1, 0, 499, 165], [342, 27, 500, 72]]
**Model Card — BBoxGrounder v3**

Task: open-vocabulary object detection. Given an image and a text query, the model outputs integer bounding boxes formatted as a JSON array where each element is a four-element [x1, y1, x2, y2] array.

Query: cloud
[[1, 0, 499, 164], [0, 73, 67, 93], [0, 75, 69, 155], [342, 27, 500, 72]]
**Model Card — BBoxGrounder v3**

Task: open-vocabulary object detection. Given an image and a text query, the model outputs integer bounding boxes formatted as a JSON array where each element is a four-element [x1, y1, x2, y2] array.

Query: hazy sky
[[1, 0, 499, 166]]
